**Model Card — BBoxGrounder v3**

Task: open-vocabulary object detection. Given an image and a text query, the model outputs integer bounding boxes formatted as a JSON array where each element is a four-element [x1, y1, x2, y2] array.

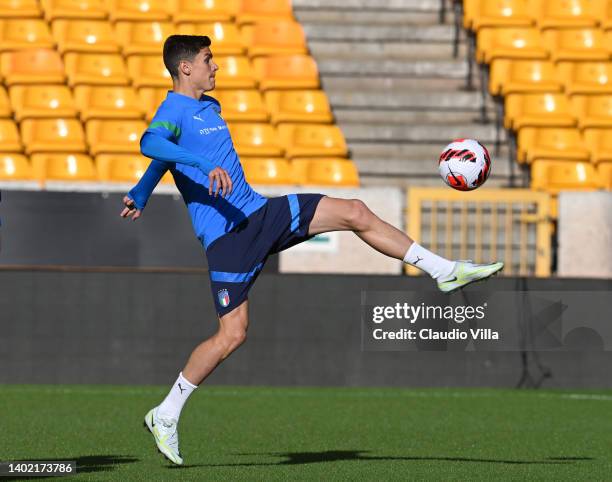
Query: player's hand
[[208, 167, 233, 198], [120, 195, 142, 221]]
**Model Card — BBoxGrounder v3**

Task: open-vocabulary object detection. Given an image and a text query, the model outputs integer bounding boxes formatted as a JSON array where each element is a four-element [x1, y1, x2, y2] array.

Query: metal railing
[[406, 188, 553, 277]]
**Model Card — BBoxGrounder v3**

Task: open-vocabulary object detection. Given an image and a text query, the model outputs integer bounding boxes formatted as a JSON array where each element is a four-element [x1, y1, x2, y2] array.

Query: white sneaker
[[437, 261, 504, 294], [143, 407, 183, 465]]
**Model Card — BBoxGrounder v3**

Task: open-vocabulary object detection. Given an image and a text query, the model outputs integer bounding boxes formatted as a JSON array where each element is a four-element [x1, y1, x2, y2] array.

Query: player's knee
[[346, 199, 371, 231], [218, 323, 247, 355]]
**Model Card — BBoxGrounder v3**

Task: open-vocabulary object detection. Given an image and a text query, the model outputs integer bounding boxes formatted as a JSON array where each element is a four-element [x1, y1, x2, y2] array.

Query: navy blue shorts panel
[[206, 193, 324, 316]]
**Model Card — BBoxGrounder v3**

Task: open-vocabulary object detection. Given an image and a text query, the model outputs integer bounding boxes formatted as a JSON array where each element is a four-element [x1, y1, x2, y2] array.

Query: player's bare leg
[[309, 196, 503, 292]]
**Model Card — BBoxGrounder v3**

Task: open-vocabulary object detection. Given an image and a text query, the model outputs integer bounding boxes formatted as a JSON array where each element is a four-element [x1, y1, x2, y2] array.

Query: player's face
[[188, 48, 218, 92]]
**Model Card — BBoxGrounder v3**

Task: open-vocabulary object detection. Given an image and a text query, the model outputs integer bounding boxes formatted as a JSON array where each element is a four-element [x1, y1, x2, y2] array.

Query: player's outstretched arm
[[120, 160, 169, 221]]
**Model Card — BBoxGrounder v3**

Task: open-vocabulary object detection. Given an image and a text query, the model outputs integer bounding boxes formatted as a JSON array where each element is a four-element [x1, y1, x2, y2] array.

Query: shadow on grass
[[4, 455, 138, 480], [168, 450, 594, 469]]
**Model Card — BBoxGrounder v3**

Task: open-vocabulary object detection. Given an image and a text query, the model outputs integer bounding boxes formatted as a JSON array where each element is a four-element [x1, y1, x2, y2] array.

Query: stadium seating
[[127, 54, 172, 88], [137, 86, 167, 120], [9, 85, 77, 121], [177, 22, 244, 55], [536, 0, 599, 30], [173, 0, 239, 24], [504, 93, 576, 130], [572, 94, 612, 129], [0, 19, 55, 51], [41, 0, 108, 21], [464, 0, 533, 31], [115, 21, 174, 56], [557, 62, 612, 96], [543, 28, 609, 63], [31, 152, 96, 181], [0, 120, 22, 152], [237, 0, 293, 26], [531, 159, 600, 193], [0, 153, 32, 180], [64, 53, 129, 86], [228, 123, 283, 157], [247, 21, 307, 58], [278, 124, 348, 159], [74, 86, 144, 121], [253, 55, 319, 91], [489, 60, 562, 96], [476, 28, 547, 64], [212, 90, 268, 122], [51, 19, 119, 54], [0, 87, 11, 117], [583, 128, 612, 164], [241, 157, 292, 184], [0, 49, 65, 85], [264, 90, 333, 124], [517, 127, 589, 163], [108, 0, 170, 22], [598, 162, 612, 189], [21, 118, 86, 153], [291, 158, 359, 186], [85, 119, 146, 155], [213, 56, 257, 89], [95, 153, 173, 182], [0, 0, 42, 19]]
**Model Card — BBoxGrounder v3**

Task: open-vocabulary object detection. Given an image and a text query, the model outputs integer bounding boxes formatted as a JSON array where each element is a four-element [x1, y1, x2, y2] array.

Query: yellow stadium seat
[[237, 0, 293, 26], [0, 19, 55, 51], [477, 28, 547, 64], [214, 56, 257, 89], [138, 86, 168, 121], [247, 21, 307, 58], [583, 128, 612, 163], [264, 90, 333, 124], [489, 59, 562, 96], [31, 153, 96, 181], [241, 157, 292, 184], [21, 118, 86, 154], [74, 86, 144, 121], [228, 123, 283, 157], [173, 0, 239, 24], [604, 1, 612, 30], [504, 93, 576, 130], [86, 119, 146, 155], [543, 28, 609, 63], [177, 22, 245, 55], [0, 49, 65, 85], [0, 120, 22, 152], [108, 0, 170, 22], [278, 124, 348, 159], [127, 54, 172, 88], [41, 0, 108, 21], [469, 0, 534, 31], [95, 153, 167, 182], [0, 86, 11, 117], [531, 159, 600, 193], [572, 94, 612, 128], [115, 21, 175, 56], [306, 158, 360, 186], [9, 85, 77, 121], [557, 61, 612, 96], [598, 162, 612, 189], [64, 53, 129, 86], [253, 55, 319, 91], [213, 90, 268, 122], [536, 0, 599, 30], [0, 0, 42, 18], [52, 19, 119, 54], [0, 153, 32, 180], [517, 127, 589, 163]]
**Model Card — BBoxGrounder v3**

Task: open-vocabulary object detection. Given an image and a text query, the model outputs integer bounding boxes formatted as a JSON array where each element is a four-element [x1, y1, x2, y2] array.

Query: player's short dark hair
[[163, 35, 212, 79]]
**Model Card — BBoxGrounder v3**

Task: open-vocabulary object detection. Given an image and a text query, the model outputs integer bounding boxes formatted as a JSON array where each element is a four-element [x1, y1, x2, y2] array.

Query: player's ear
[[179, 60, 191, 76]]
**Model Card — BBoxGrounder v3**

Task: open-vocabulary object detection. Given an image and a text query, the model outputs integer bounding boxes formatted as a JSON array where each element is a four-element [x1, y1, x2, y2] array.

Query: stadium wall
[[1, 269, 611, 389]]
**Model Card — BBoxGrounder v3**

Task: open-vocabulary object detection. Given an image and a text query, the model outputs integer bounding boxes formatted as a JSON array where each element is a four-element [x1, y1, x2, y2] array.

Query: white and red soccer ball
[[438, 139, 492, 191]]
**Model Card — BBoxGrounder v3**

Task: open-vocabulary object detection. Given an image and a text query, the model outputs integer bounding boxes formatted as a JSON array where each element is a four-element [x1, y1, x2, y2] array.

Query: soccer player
[[121, 35, 504, 465]]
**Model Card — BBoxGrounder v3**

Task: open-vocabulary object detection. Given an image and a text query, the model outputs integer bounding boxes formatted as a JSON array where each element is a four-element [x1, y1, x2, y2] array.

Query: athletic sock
[[157, 372, 198, 421], [403, 242, 456, 280]]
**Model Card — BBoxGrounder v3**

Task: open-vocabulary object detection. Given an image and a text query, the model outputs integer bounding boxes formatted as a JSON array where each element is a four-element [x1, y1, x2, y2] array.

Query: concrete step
[[348, 142, 508, 161], [318, 58, 467, 78], [354, 157, 511, 176], [358, 174, 512, 189], [303, 23, 455, 42], [328, 90, 492, 111], [295, 9, 446, 26], [292, 0, 445, 11], [334, 109, 480, 125], [309, 40, 466, 60], [342, 123, 503, 144], [321, 76, 480, 93]]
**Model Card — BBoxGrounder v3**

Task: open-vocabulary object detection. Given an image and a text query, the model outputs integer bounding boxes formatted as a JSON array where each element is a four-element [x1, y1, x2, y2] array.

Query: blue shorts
[[206, 193, 324, 316]]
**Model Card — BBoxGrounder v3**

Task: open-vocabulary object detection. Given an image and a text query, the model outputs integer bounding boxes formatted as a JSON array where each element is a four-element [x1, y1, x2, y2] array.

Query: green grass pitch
[[2, 385, 612, 481]]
